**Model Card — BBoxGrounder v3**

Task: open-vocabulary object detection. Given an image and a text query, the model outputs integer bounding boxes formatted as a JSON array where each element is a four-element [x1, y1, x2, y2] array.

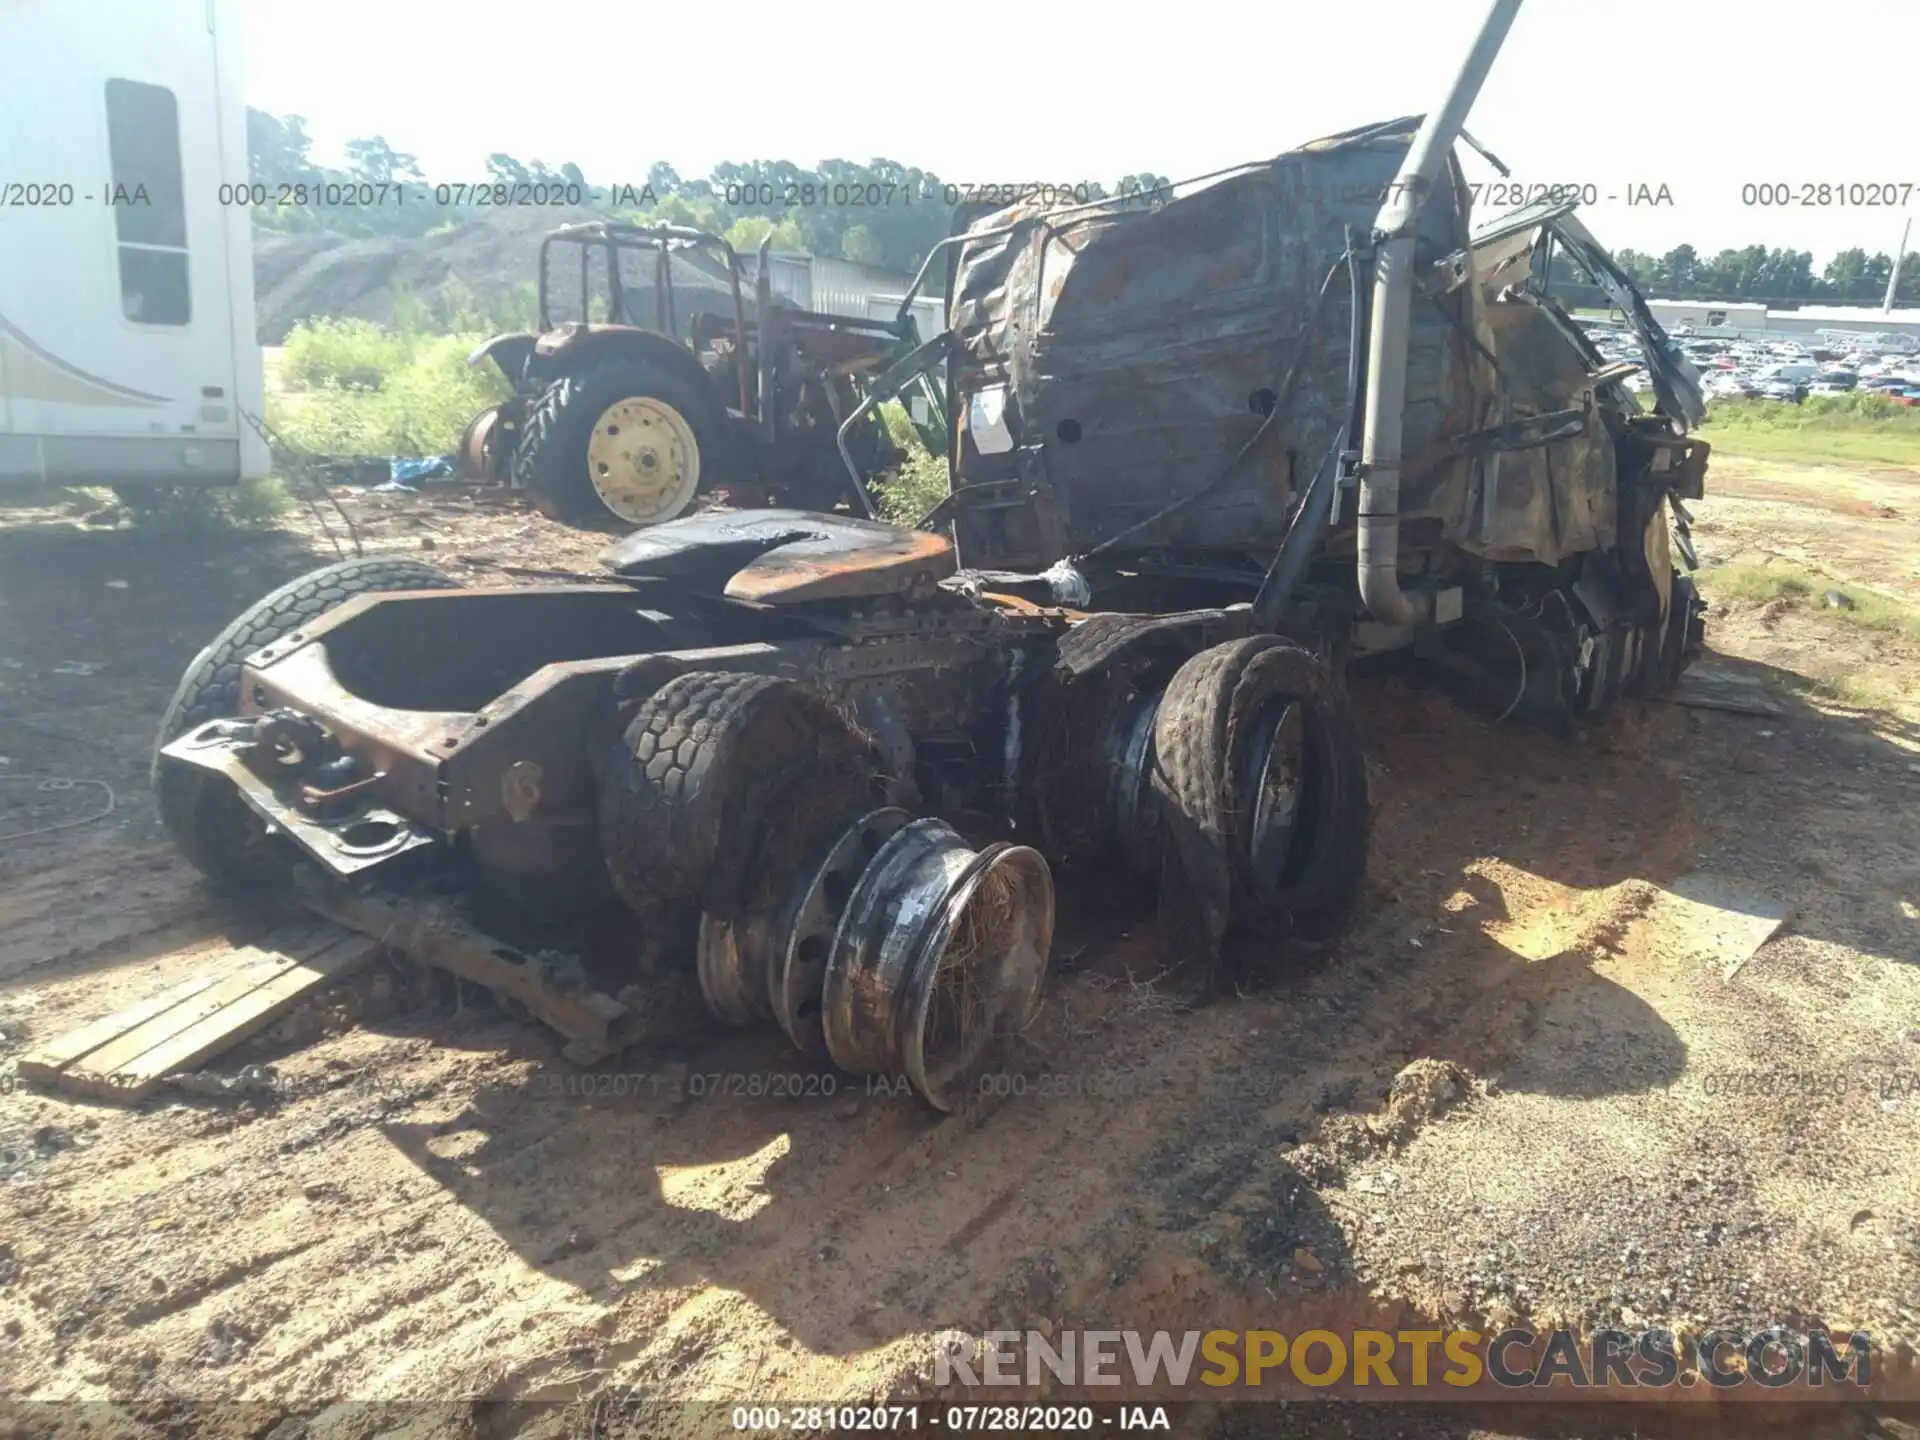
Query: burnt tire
[[598, 671, 880, 922], [152, 556, 457, 893], [1150, 636, 1369, 982], [511, 360, 720, 532]]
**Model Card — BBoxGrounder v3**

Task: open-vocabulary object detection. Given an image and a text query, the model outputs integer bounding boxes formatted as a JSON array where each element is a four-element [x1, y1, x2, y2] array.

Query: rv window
[[105, 79, 190, 325]]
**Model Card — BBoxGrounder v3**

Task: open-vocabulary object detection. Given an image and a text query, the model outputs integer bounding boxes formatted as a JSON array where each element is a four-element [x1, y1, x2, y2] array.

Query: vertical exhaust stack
[[1356, 0, 1525, 626]]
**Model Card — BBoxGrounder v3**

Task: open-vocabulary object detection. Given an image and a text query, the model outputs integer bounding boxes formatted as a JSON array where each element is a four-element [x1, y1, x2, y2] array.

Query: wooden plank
[[17, 920, 370, 1099], [59, 949, 309, 1093], [16, 972, 224, 1085], [90, 933, 382, 1097]]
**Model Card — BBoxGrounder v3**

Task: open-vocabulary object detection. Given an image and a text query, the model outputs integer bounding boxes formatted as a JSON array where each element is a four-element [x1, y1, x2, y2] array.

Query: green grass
[[871, 399, 950, 525], [1697, 560, 1920, 642], [1698, 392, 1920, 468], [268, 318, 509, 458]]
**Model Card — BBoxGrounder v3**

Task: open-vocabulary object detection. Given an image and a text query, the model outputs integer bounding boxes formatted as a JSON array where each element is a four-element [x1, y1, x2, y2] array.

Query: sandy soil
[[1698, 455, 1920, 605], [1, 467, 1917, 1438]]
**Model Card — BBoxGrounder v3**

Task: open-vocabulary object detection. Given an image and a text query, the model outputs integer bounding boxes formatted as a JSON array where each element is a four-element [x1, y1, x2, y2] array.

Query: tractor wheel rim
[[585, 396, 700, 525]]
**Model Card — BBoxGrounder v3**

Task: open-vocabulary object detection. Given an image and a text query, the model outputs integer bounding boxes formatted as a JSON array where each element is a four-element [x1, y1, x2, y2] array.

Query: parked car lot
[[1579, 316, 1920, 407]]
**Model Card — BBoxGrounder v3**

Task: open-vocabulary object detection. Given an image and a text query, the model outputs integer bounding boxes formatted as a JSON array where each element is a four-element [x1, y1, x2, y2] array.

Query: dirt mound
[[253, 208, 601, 342], [1369, 1056, 1472, 1146]]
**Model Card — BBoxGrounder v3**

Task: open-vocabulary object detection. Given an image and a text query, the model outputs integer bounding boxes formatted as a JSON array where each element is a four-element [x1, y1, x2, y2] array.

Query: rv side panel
[[0, 0, 263, 488]]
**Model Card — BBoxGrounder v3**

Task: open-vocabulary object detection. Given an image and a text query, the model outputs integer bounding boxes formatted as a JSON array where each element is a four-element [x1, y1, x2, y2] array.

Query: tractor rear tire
[[152, 556, 457, 893], [512, 360, 721, 532], [598, 671, 880, 922], [1150, 636, 1370, 983]]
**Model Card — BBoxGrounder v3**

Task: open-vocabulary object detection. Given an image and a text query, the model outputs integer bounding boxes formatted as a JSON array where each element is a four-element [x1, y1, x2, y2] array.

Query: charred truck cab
[[929, 95, 1706, 724], [154, 0, 1704, 1107]]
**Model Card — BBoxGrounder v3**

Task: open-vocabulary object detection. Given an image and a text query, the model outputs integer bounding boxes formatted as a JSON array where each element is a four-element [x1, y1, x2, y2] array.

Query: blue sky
[[238, 0, 1920, 266]]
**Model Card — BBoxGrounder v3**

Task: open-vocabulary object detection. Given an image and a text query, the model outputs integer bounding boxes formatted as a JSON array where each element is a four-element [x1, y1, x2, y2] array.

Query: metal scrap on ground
[[1664, 666, 1787, 717], [1654, 872, 1795, 980]]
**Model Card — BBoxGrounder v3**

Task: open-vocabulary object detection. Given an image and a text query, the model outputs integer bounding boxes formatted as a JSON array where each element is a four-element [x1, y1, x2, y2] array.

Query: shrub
[[270, 321, 507, 458], [1706, 392, 1920, 430], [280, 317, 418, 391], [870, 399, 951, 523], [879, 400, 921, 454], [873, 445, 949, 526]]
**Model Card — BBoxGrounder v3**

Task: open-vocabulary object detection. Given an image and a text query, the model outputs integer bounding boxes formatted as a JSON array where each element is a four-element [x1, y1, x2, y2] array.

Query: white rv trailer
[[0, 0, 268, 489]]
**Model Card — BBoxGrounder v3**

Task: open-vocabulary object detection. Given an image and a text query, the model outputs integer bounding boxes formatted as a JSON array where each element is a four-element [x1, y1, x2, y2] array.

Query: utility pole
[[1886, 216, 1911, 315]]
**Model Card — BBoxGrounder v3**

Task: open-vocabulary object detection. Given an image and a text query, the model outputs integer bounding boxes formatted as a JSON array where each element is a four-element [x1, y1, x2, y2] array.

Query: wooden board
[[17, 921, 382, 1101]]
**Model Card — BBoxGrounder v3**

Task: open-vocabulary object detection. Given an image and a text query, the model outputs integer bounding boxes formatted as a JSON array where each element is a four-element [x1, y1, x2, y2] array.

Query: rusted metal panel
[[725, 529, 955, 603], [238, 586, 680, 830]]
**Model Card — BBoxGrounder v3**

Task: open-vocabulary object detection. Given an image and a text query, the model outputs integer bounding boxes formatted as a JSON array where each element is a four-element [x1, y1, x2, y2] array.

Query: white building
[[746, 253, 945, 340], [1644, 298, 1920, 341], [1645, 300, 1767, 331], [1754, 304, 1920, 340]]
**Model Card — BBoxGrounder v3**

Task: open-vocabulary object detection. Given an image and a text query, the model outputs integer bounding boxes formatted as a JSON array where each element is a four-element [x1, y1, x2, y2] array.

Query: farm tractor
[[153, 0, 1708, 1109], [456, 220, 948, 530]]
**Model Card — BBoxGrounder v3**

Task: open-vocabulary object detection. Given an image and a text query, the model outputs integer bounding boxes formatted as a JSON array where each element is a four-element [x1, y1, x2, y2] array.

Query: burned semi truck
[[152, 0, 1707, 1107], [915, 136, 1707, 725]]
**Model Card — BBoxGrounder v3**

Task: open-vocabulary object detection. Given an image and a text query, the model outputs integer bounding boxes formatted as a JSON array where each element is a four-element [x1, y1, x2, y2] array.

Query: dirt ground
[[1695, 455, 1920, 606], [1, 462, 1917, 1439]]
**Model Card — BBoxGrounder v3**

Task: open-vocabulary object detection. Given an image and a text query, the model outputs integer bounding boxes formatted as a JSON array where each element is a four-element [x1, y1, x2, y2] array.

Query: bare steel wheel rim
[[822, 818, 1055, 1111], [585, 395, 700, 525], [773, 807, 911, 1058], [1237, 697, 1308, 899], [697, 911, 775, 1027]]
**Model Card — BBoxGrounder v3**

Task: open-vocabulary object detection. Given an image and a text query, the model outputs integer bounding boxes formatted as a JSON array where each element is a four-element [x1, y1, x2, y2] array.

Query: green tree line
[[247, 110, 1168, 275], [1607, 243, 1920, 307], [250, 111, 1920, 304]]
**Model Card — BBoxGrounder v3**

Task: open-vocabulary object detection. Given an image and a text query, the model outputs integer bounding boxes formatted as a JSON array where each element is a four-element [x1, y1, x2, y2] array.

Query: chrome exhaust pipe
[[1356, 0, 1525, 626]]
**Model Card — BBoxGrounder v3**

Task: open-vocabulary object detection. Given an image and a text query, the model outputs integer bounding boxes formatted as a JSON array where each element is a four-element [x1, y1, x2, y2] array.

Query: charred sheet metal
[[1460, 302, 1617, 564], [946, 124, 1481, 572], [1470, 200, 1706, 428], [605, 507, 957, 603]]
